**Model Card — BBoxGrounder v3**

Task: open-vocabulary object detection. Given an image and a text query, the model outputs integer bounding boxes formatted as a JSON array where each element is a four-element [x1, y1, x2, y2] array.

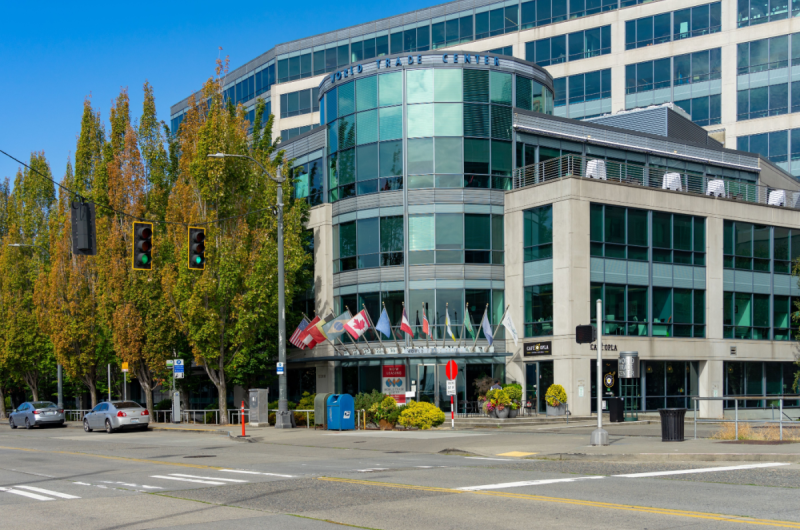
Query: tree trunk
[[0, 383, 6, 419], [83, 377, 98, 408], [136, 365, 155, 414], [202, 361, 228, 425], [23, 372, 39, 402]]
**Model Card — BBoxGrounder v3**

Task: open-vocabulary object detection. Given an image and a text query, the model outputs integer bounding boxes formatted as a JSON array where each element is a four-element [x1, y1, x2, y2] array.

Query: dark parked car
[[9, 402, 65, 429]]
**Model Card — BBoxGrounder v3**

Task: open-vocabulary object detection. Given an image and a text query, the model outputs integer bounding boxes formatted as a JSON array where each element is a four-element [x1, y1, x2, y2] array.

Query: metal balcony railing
[[511, 154, 800, 210]]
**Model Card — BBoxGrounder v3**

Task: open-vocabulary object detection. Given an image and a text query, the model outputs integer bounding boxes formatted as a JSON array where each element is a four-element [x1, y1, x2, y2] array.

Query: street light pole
[[590, 298, 609, 446], [7, 243, 62, 408], [207, 153, 292, 428]]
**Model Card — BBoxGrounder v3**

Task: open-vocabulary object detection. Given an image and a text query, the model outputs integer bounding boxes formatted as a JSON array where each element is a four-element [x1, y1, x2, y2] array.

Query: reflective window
[[525, 284, 553, 337], [738, 82, 792, 120], [280, 87, 319, 118], [738, 128, 800, 177], [738, 0, 797, 27], [674, 94, 721, 126], [334, 216, 404, 272], [737, 34, 791, 74], [523, 205, 553, 262], [408, 213, 503, 265], [525, 25, 610, 66]]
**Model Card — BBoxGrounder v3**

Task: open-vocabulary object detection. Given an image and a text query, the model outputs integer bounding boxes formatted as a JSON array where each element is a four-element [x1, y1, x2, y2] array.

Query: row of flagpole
[[289, 301, 519, 354]]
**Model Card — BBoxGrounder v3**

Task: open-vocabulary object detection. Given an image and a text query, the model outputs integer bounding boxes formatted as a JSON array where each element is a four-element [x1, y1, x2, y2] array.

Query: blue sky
[[0, 0, 438, 183]]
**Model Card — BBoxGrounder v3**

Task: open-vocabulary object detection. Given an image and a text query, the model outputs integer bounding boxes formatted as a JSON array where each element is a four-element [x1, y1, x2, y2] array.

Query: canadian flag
[[344, 310, 369, 340]]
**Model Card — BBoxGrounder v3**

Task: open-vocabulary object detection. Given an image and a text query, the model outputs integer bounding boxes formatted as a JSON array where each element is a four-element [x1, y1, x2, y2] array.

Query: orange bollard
[[241, 400, 245, 437]]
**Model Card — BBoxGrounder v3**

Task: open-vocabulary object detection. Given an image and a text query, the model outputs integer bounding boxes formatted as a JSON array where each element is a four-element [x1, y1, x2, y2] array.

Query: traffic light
[[575, 324, 597, 344], [188, 226, 205, 270], [71, 201, 97, 255], [132, 222, 153, 270]]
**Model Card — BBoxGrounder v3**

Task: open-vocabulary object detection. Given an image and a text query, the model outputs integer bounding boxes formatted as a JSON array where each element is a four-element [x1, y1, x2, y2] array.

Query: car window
[[17, 404, 28, 411], [32, 402, 56, 409], [91, 404, 104, 412], [98, 403, 109, 412], [114, 401, 143, 409]]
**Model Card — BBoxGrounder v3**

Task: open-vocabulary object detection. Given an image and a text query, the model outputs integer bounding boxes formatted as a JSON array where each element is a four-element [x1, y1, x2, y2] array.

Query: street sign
[[121, 362, 129, 373], [166, 360, 173, 367], [173, 359, 184, 380], [446, 380, 456, 396], [445, 360, 458, 380], [175, 372, 184, 379], [277, 362, 285, 375]]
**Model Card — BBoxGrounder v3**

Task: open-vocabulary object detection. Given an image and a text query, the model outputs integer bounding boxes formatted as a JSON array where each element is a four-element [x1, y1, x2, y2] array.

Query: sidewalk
[[142, 420, 800, 463]]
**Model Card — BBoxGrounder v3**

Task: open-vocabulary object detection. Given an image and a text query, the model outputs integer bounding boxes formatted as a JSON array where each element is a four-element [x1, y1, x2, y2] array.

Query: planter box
[[509, 409, 519, 418], [546, 403, 567, 416], [496, 407, 510, 419]]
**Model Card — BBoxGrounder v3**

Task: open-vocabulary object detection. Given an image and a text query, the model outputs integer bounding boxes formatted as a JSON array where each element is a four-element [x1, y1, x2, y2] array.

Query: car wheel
[[9, 418, 16, 429], [83, 419, 92, 433], [24, 418, 31, 430], [105, 420, 113, 434]]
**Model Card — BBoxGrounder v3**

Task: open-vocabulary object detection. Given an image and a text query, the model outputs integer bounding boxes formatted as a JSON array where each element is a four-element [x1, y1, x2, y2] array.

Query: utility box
[[619, 351, 640, 378], [326, 394, 355, 431], [249, 388, 269, 425], [314, 393, 331, 429], [172, 391, 181, 423]]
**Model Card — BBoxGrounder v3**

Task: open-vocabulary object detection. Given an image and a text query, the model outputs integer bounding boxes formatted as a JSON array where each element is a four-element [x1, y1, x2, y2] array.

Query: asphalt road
[[2, 423, 800, 529]]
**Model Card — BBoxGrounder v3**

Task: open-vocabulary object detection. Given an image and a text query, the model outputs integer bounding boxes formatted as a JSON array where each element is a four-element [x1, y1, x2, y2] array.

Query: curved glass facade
[[324, 61, 554, 201]]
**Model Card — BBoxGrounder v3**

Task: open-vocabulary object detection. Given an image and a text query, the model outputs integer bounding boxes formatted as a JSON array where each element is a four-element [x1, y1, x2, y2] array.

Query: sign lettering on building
[[590, 343, 618, 351], [523, 341, 552, 356], [329, 54, 501, 85]]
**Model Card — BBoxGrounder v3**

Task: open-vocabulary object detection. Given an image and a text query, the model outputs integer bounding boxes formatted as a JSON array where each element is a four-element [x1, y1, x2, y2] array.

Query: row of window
[[737, 81, 800, 121], [524, 25, 611, 66], [737, 128, 800, 176], [279, 88, 320, 119], [223, 63, 276, 109], [408, 213, 504, 265], [291, 157, 323, 207], [723, 221, 800, 273], [334, 216, 404, 272], [590, 205, 706, 266], [524, 205, 553, 262], [281, 125, 314, 142], [554, 69, 611, 107], [625, 2, 721, 50], [525, 284, 553, 337], [725, 362, 799, 407], [737, 33, 800, 75], [625, 48, 721, 94], [723, 292, 798, 340], [737, 0, 800, 27], [674, 95, 721, 127]]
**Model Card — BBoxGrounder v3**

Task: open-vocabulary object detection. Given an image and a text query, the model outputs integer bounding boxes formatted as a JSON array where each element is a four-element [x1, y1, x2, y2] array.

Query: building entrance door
[[525, 363, 538, 414], [417, 364, 437, 406]]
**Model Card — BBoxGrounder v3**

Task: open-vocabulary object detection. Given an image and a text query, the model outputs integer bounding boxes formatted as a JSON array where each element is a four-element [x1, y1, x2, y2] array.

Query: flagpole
[[458, 303, 467, 348], [471, 304, 489, 352], [440, 303, 448, 349], [381, 302, 402, 353], [423, 303, 429, 349], [344, 306, 367, 354], [492, 304, 510, 350], [362, 304, 386, 354], [402, 302, 415, 348]]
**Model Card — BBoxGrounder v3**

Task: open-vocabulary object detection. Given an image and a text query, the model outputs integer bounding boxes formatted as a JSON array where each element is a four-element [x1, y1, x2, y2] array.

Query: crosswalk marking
[[458, 476, 604, 491], [14, 486, 80, 499], [221, 468, 295, 478], [100, 481, 163, 490], [169, 473, 247, 483], [151, 475, 226, 485], [0, 487, 53, 501], [613, 462, 790, 478]]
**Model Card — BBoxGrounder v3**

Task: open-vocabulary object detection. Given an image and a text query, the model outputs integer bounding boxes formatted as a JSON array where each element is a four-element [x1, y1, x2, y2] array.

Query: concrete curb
[[534, 452, 800, 463], [149, 425, 232, 436]]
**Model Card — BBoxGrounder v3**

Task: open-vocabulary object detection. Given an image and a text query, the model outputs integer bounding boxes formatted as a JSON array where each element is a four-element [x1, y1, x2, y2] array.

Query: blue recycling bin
[[326, 394, 355, 431]]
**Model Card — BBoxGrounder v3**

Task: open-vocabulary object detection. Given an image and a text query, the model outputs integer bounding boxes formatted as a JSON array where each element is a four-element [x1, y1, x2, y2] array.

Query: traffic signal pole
[[590, 298, 609, 446]]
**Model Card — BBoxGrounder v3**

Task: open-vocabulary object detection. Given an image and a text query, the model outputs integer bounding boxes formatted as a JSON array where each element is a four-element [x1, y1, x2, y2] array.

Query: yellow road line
[[497, 452, 537, 457], [0, 445, 225, 470], [317, 477, 800, 529]]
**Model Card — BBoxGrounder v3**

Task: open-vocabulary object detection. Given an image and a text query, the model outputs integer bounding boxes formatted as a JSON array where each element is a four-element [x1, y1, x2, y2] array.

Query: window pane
[[490, 71, 512, 105], [628, 209, 648, 246], [378, 106, 402, 141], [590, 204, 603, 242], [379, 140, 403, 177], [735, 222, 753, 256], [464, 138, 490, 173], [604, 206, 626, 244], [464, 104, 489, 137], [653, 212, 671, 248], [653, 288, 672, 325], [379, 72, 403, 107], [491, 140, 512, 176], [340, 221, 357, 257], [356, 76, 378, 111], [435, 103, 464, 136], [408, 104, 434, 137], [694, 218, 705, 252], [338, 82, 355, 117], [673, 289, 692, 323], [380, 216, 404, 252], [492, 215, 504, 251], [435, 137, 462, 174], [628, 285, 647, 322], [435, 68, 463, 102], [605, 285, 625, 322], [356, 144, 378, 182], [735, 293, 752, 326], [407, 138, 433, 174], [673, 215, 692, 251], [464, 69, 489, 103], [358, 217, 379, 256], [356, 110, 378, 145], [436, 213, 463, 250], [774, 226, 790, 260], [409, 214, 434, 250], [465, 214, 491, 249], [407, 69, 434, 104]]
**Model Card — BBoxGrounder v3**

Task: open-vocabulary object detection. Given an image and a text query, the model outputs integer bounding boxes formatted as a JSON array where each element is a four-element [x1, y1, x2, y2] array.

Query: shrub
[[489, 389, 511, 411], [354, 390, 386, 414], [297, 392, 315, 424], [545, 384, 567, 407], [473, 375, 494, 398], [502, 384, 522, 402], [154, 399, 172, 411], [368, 395, 398, 423], [398, 400, 445, 430]]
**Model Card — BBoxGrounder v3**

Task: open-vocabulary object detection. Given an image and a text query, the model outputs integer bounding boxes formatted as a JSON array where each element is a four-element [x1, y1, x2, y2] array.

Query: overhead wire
[[0, 148, 284, 227]]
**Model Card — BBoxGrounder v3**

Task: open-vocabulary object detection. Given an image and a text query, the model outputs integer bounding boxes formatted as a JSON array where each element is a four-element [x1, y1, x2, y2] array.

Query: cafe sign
[[524, 341, 552, 356]]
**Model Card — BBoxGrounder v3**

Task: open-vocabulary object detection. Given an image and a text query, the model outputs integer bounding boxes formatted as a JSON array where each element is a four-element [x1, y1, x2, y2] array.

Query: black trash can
[[658, 408, 687, 442], [607, 397, 624, 423]]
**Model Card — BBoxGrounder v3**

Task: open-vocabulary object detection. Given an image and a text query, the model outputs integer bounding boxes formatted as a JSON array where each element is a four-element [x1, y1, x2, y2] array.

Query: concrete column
[[504, 208, 525, 361], [699, 359, 724, 419], [706, 217, 724, 339], [555, 355, 591, 417]]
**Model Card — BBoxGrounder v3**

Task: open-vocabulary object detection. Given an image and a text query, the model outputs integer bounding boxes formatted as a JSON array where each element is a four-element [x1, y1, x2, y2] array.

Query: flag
[[308, 316, 328, 345], [289, 318, 309, 349], [323, 311, 350, 342], [422, 306, 430, 335], [445, 307, 456, 341], [400, 307, 413, 335], [480, 311, 494, 346], [344, 310, 370, 340], [502, 311, 518, 346], [298, 316, 321, 348], [375, 308, 392, 339], [464, 305, 475, 338]]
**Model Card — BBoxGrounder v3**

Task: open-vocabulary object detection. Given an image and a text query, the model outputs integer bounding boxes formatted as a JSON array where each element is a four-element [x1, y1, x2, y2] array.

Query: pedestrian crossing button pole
[[590, 298, 609, 446]]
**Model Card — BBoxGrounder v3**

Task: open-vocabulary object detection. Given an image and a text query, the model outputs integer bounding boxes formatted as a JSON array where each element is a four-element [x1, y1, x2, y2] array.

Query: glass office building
[[171, 1, 800, 416]]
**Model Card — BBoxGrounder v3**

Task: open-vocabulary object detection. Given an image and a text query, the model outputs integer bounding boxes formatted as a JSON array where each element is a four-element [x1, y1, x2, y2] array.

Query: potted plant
[[490, 389, 511, 419], [503, 384, 523, 418], [545, 384, 568, 416], [509, 401, 520, 418]]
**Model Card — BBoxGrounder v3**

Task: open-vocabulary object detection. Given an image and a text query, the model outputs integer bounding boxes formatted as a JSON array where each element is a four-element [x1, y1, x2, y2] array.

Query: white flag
[[501, 312, 519, 346]]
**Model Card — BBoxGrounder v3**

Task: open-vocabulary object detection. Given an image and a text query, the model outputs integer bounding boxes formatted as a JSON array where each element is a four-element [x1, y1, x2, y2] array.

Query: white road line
[[14, 486, 80, 499], [357, 468, 389, 472], [613, 462, 791, 478], [465, 457, 515, 461], [220, 469, 295, 478], [169, 473, 248, 483], [0, 487, 53, 501], [100, 481, 163, 490], [458, 476, 604, 491], [151, 475, 226, 485]]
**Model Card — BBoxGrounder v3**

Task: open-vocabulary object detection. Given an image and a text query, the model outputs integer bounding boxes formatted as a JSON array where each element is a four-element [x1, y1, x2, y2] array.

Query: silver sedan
[[9, 401, 66, 429], [83, 401, 151, 434]]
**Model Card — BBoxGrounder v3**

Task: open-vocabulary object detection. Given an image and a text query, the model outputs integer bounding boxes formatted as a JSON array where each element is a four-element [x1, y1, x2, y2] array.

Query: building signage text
[[329, 54, 500, 84], [590, 343, 618, 351], [524, 341, 552, 356]]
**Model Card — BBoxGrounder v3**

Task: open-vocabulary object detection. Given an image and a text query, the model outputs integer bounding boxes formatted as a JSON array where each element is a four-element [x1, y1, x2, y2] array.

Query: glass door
[[525, 363, 538, 414], [417, 364, 437, 405], [538, 361, 554, 413]]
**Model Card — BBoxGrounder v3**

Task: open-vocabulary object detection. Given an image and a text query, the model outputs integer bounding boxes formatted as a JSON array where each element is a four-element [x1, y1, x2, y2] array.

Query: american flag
[[289, 318, 310, 349]]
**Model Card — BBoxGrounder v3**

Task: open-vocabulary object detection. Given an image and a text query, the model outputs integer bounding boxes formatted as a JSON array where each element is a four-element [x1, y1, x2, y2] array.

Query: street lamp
[[6, 243, 63, 409], [207, 152, 293, 429]]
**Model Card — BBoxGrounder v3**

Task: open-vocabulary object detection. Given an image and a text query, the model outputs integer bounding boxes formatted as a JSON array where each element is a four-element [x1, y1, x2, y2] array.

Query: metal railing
[[691, 395, 800, 440], [65, 409, 91, 422], [512, 154, 800, 210]]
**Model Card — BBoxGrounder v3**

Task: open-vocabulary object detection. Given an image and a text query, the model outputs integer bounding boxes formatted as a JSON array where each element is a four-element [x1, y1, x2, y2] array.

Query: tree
[[0, 154, 56, 402], [162, 62, 311, 424]]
